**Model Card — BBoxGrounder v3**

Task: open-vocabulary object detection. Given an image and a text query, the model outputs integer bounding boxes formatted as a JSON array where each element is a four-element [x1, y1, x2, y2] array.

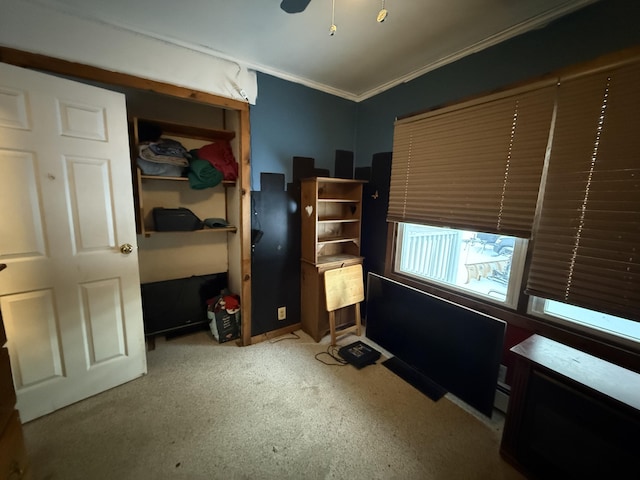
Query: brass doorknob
[[120, 243, 134, 254]]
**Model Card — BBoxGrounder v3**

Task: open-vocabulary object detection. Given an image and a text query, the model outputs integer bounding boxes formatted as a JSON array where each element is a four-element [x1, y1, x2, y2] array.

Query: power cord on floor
[[314, 344, 348, 366], [268, 331, 301, 343]]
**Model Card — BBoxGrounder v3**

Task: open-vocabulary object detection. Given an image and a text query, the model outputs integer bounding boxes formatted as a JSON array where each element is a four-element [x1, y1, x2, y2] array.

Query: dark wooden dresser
[[501, 334, 640, 479], [0, 264, 30, 479]]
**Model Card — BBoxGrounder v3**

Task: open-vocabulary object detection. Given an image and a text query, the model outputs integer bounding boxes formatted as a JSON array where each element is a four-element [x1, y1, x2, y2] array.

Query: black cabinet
[[501, 334, 640, 479]]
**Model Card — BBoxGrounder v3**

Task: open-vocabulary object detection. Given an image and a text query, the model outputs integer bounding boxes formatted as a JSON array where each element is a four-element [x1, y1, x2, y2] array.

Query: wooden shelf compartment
[[314, 178, 365, 202], [133, 117, 235, 142], [314, 254, 364, 267], [317, 198, 361, 203], [300, 176, 365, 266], [142, 226, 237, 237], [317, 219, 360, 244], [318, 217, 360, 224], [317, 235, 360, 245], [140, 174, 235, 187], [316, 241, 360, 261]]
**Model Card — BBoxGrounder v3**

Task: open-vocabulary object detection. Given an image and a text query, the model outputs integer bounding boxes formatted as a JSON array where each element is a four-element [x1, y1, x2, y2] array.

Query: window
[[386, 50, 640, 350], [529, 298, 640, 347], [395, 223, 526, 307], [526, 60, 640, 322]]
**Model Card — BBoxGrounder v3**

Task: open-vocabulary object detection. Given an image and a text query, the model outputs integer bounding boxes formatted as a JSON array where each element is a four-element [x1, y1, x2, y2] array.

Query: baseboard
[[494, 381, 511, 413], [249, 322, 302, 345]]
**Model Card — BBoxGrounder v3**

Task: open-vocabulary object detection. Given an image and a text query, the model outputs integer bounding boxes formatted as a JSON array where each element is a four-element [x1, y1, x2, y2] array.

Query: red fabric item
[[206, 294, 240, 311], [197, 141, 238, 181], [222, 295, 240, 310]]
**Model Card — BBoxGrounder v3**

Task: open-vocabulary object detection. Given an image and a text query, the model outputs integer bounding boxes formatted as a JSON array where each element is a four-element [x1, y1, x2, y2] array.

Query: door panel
[[0, 86, 30, 130], [1, 289, 63, 389], [56, 100, 107, 141], [66, 156, 115, 251], [80, 278, 126, 364], [0, 61, 146, 422], [0, 150, 46, 257]]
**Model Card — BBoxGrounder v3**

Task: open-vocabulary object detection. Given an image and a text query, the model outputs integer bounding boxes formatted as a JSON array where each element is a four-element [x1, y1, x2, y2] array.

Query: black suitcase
[[153, 207, 203, 231]]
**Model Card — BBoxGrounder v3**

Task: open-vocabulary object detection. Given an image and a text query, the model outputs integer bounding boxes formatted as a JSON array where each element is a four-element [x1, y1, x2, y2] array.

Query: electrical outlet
[[277, 306, 286, 320]]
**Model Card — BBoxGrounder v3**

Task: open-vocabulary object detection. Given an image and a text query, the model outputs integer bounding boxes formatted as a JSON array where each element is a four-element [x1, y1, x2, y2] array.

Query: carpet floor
[[22, 329, 524, 480]]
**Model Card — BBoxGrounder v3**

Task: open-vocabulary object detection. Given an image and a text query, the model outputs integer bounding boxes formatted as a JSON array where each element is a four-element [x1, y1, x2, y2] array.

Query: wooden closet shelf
[[318, 217, 359, 224], [143, 226, 237, 237], [317, 235, 359, 245], [140, 174, 235, 186], [134, 117, 235, 142], [317, 198, 360, 203]]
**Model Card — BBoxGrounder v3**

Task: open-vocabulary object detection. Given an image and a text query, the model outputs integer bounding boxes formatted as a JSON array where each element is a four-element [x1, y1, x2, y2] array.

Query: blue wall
[[247, 0, 639, 336], [250, 73, 357, 190], [354, 0, 640, 167]]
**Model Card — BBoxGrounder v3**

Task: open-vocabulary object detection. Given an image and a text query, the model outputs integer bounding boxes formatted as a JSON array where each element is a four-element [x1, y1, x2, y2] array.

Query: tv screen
[[366, 273, 505, 417]]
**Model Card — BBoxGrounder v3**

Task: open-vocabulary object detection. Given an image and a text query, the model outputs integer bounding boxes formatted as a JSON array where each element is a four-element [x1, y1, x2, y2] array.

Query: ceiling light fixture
[[329, 0, 337, 36], [328, 0, 389, 36], [377, 0, 388, 23]]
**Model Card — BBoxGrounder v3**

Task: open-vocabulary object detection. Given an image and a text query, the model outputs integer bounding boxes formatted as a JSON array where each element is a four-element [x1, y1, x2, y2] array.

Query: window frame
[[393, 222, 528, 309], [528, 297, 640, 351]]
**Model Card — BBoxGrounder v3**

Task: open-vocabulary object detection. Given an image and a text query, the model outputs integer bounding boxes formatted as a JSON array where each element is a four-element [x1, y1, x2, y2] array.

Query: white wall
[[0, 0, 257, 104]]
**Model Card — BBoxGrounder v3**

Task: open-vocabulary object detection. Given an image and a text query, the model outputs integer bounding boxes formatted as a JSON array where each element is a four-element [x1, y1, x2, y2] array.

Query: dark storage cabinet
[[501, 334, 640, 479]]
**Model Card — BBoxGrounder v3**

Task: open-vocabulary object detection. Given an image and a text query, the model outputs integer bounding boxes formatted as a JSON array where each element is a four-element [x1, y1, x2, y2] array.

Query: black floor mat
[[383, 356, 447, 402]]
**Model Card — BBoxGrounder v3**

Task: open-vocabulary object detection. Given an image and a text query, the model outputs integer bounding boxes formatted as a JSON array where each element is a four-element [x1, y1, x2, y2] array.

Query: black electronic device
[[365, 273, 505, 417], [140, 272, 228, 336], [338, 340, 381, 369]]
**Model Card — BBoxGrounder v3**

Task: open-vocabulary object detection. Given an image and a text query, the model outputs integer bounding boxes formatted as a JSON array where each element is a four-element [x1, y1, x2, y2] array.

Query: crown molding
[[354, 0, 598, 102], [28, 0, 597, 103]]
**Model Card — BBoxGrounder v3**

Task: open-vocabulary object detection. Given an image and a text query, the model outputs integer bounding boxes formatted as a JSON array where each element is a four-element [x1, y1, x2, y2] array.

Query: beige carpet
[[23, 329, 524, 480]]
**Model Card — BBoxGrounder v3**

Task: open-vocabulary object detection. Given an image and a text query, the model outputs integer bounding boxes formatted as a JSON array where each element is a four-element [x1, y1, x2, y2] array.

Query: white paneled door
[[0, 62, 146, 422]]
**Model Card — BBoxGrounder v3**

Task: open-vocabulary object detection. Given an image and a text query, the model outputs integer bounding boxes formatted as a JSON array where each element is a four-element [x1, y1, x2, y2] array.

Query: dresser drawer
[[0, 410, 29, 480], [0, 347, 17, 434]]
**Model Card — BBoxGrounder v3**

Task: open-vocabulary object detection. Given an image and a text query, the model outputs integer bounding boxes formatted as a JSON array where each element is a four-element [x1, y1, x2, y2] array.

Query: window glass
[[529, 298, 640, 346], [395, 223, 525, 307]]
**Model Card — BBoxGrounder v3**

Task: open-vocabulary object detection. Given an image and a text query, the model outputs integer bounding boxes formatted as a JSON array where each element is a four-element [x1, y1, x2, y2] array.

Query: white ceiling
[[33, 0, 597, 101]]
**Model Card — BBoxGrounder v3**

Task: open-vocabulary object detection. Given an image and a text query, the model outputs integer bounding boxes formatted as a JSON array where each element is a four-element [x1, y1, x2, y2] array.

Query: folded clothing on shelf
[[197, 141, 238, 181], [187, 151, 223, 189], [203, 217, 230, 228], [139, 138, 190, 167], [137, 157, 184, 177]]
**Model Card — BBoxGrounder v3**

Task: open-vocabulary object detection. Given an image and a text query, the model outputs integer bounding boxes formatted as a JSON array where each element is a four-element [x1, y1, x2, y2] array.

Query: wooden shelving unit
[[299, 177, 366, 342], [130, 117, 237, 237], [300, 177, 365, 265]]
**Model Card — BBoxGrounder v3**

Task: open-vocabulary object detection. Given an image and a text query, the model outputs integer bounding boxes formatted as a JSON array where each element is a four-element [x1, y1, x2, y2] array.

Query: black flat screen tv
[[366, 273, 506, 417]]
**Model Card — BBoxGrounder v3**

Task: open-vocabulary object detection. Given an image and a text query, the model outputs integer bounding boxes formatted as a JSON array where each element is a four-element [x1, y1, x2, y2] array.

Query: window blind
[[526, 61, 640, 321], [387, 83, 557, 237]]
